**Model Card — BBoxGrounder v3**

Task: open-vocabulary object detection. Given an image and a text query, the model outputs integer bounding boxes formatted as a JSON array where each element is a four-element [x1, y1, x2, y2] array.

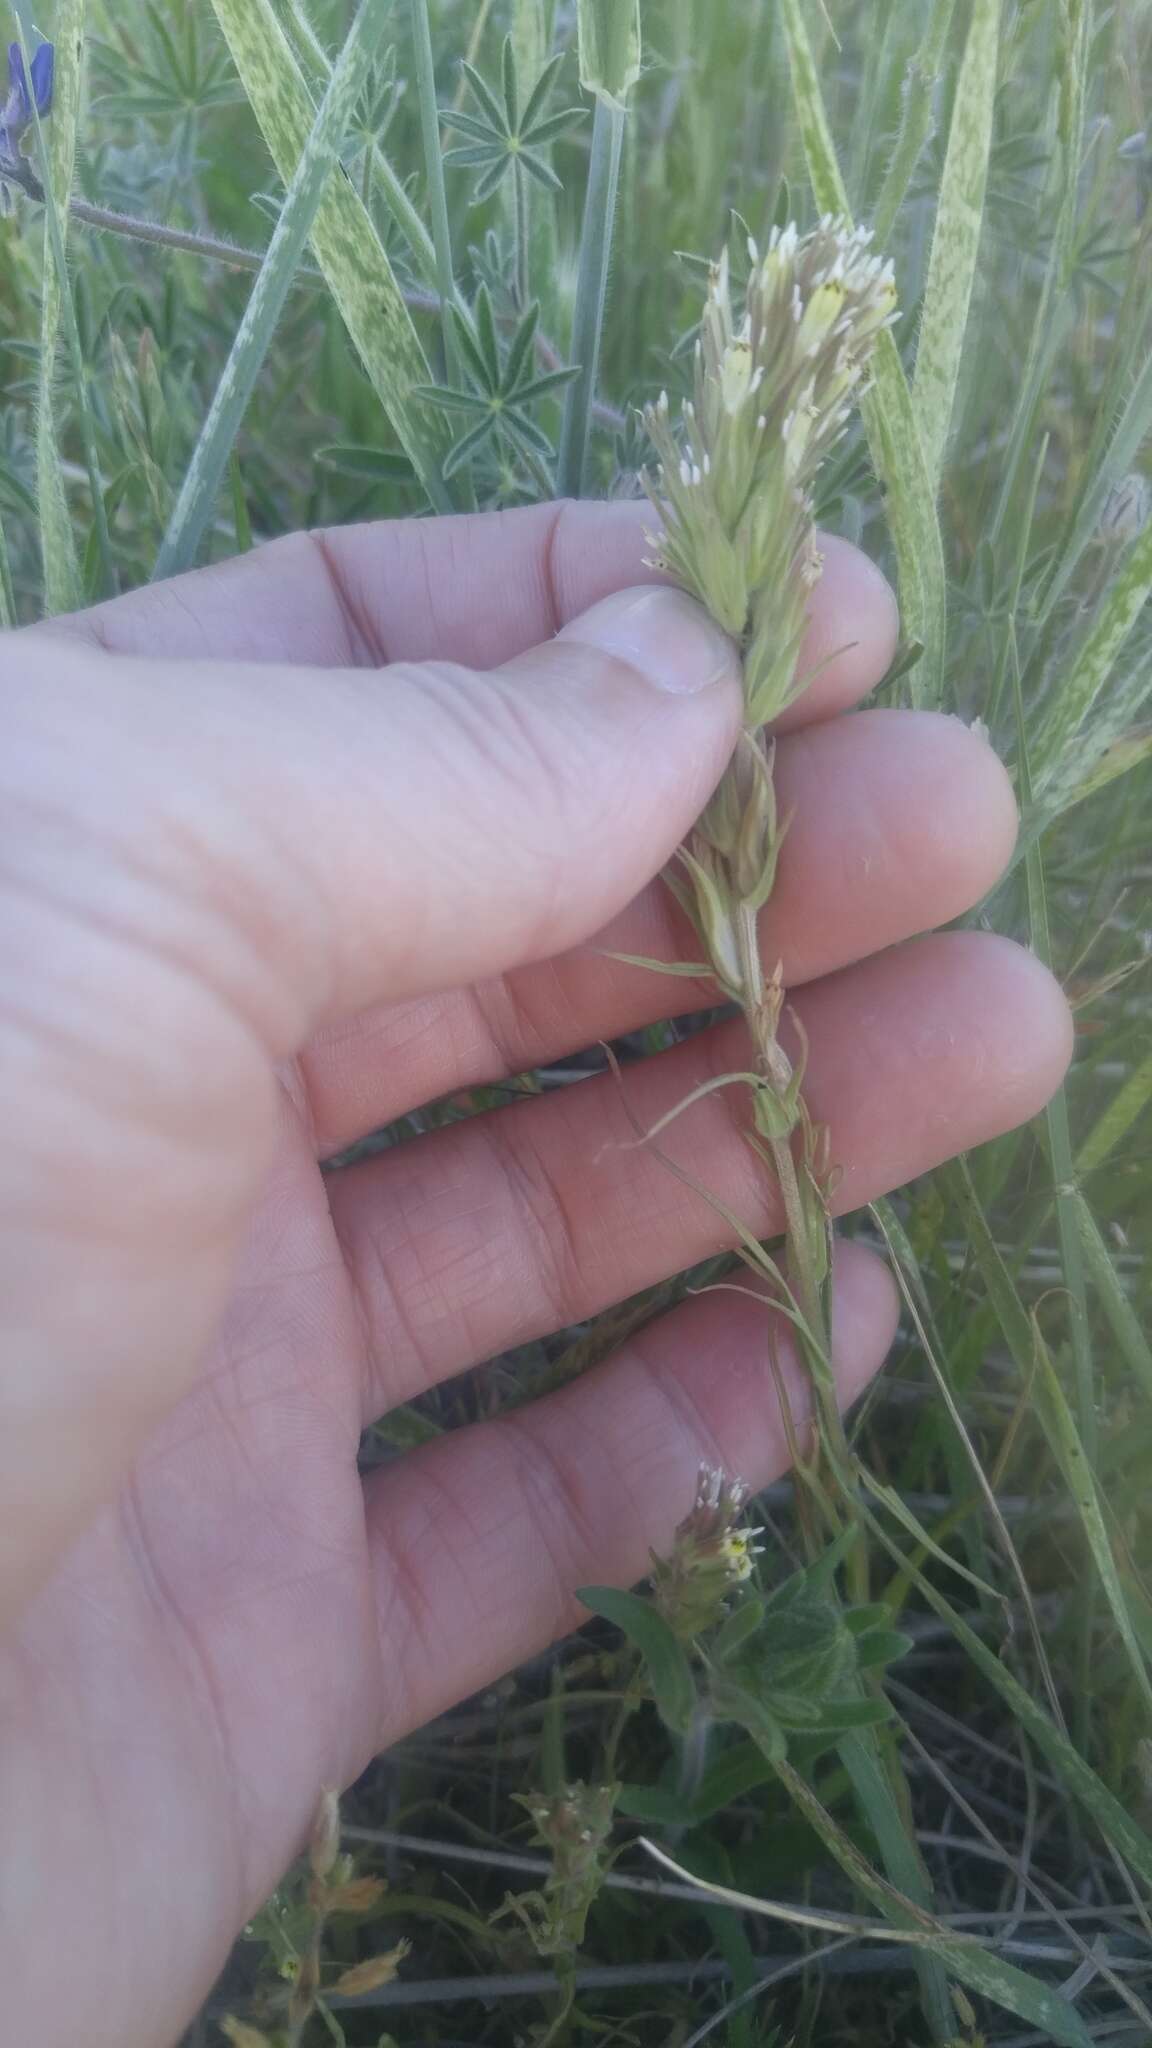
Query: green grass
[[3, 0, 1152, 2042]]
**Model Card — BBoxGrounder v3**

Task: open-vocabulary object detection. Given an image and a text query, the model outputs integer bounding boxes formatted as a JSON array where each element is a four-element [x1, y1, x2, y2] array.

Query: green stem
[[16, 15, 115, 602], [557, 95, 625, 497], [0, 511, 14, 628], [408, 0, 461, 381], [512, 155, 530, 310], [155, 0, 407, 581]]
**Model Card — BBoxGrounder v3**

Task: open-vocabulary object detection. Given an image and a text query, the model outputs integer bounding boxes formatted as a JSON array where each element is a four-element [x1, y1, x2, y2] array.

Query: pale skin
[[0, 500, 1072, 2045]]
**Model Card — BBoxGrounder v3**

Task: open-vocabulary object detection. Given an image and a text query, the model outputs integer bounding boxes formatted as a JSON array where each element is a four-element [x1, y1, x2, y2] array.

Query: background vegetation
[[2, 0, 1151, 2042]]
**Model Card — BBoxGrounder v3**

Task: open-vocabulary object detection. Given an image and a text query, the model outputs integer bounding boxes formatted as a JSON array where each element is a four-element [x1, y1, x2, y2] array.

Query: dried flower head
[[651, 1465, 764, 1640], [644, 218, 895, 727], [506, 1780, 618, 1955]]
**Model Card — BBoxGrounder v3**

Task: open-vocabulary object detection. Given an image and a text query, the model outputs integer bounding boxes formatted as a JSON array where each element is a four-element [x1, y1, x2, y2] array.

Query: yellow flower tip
[[719, 338, 755, 414], [796, 279, 847, 358]]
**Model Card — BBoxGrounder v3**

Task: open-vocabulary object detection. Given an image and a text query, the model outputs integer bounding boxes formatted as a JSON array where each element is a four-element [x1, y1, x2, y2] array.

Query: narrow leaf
[[578, 1585, 696, 1732], [208, 0, 451, 506], [156, 0, 402, 580], [1030, 1315, 1152, 1715], [1033, 518, 1152, 789], [913, 0, 1000, 492]]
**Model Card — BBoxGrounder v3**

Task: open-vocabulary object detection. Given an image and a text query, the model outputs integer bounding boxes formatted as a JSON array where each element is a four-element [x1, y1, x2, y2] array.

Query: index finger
[[39, 500, 897, 732]]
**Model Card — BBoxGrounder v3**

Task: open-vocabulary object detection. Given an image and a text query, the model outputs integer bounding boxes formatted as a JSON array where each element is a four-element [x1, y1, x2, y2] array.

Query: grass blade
[[208, 0, 452, 508], [558, 0, 639, 496], [879, 1527, 1152, 1893], [1010, 653, 1096, 1461], [1073, 1188, 1152, 1403], [20, 1, 95, 612], [838, 1731, 954, 2043], [155, 0, 402, 580], [778, 0, 947, 707], [408, 0, 462, 386], [557, 95, 625, 497], [1078, 1050, 1152, 1176], [687, 1758, 1096, 2046], [913, 0, 1000, 493], [1029, 1316, 1152, 1721], [1032, 517, 1152, 790]]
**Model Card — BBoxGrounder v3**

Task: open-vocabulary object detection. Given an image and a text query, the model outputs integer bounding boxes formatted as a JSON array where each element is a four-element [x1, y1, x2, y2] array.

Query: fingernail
[[558, 586, 740, 696]]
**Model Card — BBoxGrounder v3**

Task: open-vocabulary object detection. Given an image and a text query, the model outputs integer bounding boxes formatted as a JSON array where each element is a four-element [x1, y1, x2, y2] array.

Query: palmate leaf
[[446, 36, 585, 209]]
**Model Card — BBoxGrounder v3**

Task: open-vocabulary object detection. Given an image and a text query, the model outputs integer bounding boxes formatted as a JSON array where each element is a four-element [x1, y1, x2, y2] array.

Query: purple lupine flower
[[0, 40, 55, 166]]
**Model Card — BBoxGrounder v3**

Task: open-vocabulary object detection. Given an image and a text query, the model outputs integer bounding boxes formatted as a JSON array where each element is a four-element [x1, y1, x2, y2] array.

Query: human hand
[[0, 501, 1071, 2044]]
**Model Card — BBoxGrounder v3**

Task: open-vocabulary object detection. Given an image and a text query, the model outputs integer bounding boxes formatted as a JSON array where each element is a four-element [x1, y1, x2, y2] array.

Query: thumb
[[296, 581, 744, 1020], [21, 583, 743, 1040]]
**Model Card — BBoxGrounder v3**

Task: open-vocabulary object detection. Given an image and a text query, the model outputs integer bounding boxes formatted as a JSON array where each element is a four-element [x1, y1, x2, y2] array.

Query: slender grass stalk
[[1010, 649, 1097, 1466], [154, 0, 401, 581], [208, 0, 453, 506], [17, 3, 114, 609], [0, 513, 14, 628], [408, 0, 461, 382], [913, 0, 1000, 494], [557, 95, 624, 496]]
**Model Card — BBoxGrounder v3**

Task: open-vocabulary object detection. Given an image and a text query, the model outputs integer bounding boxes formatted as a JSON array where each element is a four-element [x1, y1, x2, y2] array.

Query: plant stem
[[408, 0, 461, 381], [512, 156, 530, 309], [15, 10, 115, 605], [155, 0, 406, 580], [557, 94, 625, 496]]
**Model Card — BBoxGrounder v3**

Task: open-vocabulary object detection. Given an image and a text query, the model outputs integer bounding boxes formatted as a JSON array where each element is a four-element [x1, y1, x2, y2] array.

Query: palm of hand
[[0, 503, 1070, 2047]]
